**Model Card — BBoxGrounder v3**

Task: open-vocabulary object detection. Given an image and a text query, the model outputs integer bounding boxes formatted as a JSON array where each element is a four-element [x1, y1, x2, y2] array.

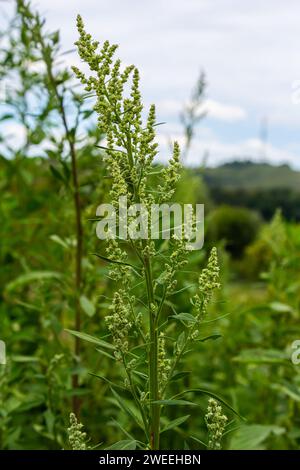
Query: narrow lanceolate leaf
[[173, 389, 244, 419], [95, 348, 116, 360], [190, 436, 208, 447], [89, 373, 127, 391], [80, 295, 96, 317], [161, 415, 190, 434], [95, 144, 127, 155], [5, 271, 62, 292], [92, 253, 142, 276], [105, 440, 137, 450], [198, 334, 222, 342], [176, 332, 186, 352], [272, 382, 300, 402], [151, 399, 197, 406], [65, 329, 114, 350], [170, 312, 196, 324], [110, 388, 144, 430], [229, 424, 285, 450], [49, 164, 67, 185], [233, 348, 288, 365], [92, 253, 142, 277], [170, 371, 191, 382], [49, 234, 69, 250], [269, 302, 293, 313]]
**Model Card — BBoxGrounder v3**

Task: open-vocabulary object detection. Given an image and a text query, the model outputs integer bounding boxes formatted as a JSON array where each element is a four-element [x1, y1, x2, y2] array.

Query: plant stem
[[144, 255, 160, 450], [40, 37, 83, 416]]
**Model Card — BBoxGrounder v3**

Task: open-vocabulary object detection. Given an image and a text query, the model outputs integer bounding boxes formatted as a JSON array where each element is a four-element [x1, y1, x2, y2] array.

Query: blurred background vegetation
[[1, 0, 300, 451]]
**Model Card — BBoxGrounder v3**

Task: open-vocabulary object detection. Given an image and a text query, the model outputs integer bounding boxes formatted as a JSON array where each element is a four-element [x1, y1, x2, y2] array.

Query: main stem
[[69, 135, 83, 417], [144, 255, 160, 450]]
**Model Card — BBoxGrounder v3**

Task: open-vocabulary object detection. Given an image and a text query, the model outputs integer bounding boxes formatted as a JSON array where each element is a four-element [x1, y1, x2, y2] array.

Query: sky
[[1, 0, 300, 168]]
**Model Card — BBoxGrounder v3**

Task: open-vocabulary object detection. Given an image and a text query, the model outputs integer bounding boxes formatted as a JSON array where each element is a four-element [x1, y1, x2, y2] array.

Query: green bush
[[206, 205, 261, 258]]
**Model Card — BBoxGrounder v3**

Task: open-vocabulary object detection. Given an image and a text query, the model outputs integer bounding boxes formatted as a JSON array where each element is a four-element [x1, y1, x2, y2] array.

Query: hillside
[[202, 161, 300, 191]]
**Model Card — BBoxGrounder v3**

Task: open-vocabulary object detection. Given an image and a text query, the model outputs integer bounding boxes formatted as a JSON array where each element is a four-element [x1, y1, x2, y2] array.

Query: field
[[1, 1, 300, 451]]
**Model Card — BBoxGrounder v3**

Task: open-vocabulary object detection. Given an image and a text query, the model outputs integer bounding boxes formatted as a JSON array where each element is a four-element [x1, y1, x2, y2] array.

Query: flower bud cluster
[[105, 290, 132, 359], [158, 142, 181, 202], [68, 413, 89, 450], [157, 235, 188, 295], [158, 333, 171, 394], [205, 398, 227, 450], [193, 247, 220, 320]]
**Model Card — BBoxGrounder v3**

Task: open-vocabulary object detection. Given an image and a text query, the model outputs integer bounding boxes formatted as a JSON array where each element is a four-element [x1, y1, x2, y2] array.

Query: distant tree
[[180, 71, 207, 161], [206, 205, 261, 258]]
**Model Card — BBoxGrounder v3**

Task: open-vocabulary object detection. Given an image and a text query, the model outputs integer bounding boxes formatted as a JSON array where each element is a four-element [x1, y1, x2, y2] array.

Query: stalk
[[38, 32, 83, 416], [144, 255, 160, 449]]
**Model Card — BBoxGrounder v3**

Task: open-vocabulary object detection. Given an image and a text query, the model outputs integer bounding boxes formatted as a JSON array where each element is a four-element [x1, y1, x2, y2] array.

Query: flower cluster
[[68, 413, 89, 450], [105, 238, 130, 282], [156, 235, 188, 295], [205, 398, 227, 450], [105, 290, 132, 360], [193, 247, 220, 319], [72, 15, 160, 211], [158, 333, 171, 394], [158, 142, 181, 202]]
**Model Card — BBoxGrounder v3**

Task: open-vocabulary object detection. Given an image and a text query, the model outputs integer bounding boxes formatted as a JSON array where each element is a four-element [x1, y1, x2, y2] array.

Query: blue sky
[[1, 0, 300, 168]]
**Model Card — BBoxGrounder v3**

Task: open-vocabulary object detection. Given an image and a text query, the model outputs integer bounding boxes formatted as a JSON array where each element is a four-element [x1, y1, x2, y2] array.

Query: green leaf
[[95, 144, 127, 155], [233, 348, 288, 365], [80, 295, 96, 317], [190, 436, 207, 447], [272, 382, 300, 402], [92, 253, 142, 276], [173, 389, 244, 419], [171, 313, 196, 324], [89, 373, 126, 391], [0, 113, 14, 121], [49, 234, 69, 250], [269, 302, 293, 313], [17, 397, 45, 412], [170, 371, 190, 382], [49, 164, 67, 184], [5, 271, 62, 292], [11, 355, 40, 363], [152, 399, 197, 406], [110, 388, 143, 429], [198, 334, 222, 342], [95, 348, 116, 360], [161, 415, 190, 434], [65, 329, 114, 350], [105, 439, 137, 450], [229, 424, 285, 450], [176, 332, 186, 352]]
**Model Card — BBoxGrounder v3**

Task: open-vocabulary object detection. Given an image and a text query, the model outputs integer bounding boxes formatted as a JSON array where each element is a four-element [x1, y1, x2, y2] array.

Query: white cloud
[[203, 99, 246, 122], [156, 98, 246, 123]]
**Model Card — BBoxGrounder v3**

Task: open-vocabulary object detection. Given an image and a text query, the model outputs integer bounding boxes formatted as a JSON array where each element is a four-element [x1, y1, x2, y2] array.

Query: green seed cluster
[[205, 398, 227, 450], [158, 142, 181, 202], [105, 290, 132, 359], [156, 235, 188, 295], [158, 333, 171, 394], [68, 413, 88, 450], [193, 247, 220, 319], [72, 15, 180, 211]]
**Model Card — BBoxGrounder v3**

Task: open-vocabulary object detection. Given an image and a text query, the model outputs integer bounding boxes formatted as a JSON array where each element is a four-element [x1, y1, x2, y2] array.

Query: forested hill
[[202, 161, 300, 191], [201, 161, 300, 220]]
